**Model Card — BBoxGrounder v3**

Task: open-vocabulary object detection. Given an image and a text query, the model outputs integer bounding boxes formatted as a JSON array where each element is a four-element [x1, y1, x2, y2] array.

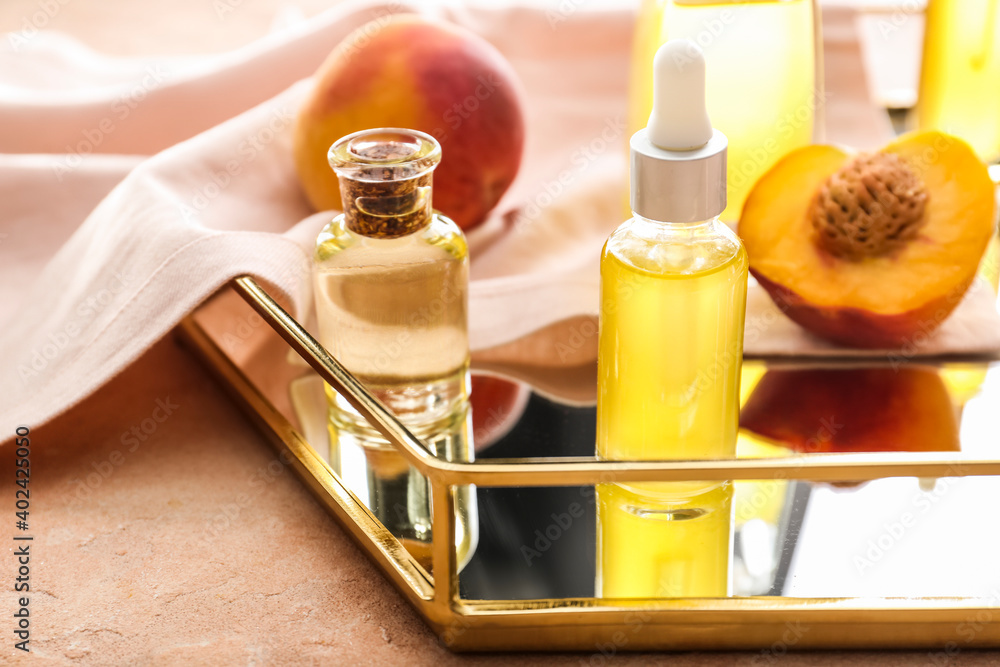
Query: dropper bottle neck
[[630, 39, 727, 224]]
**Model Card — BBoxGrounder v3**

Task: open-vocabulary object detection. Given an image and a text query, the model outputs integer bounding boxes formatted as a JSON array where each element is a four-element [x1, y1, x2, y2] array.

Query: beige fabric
[[0, 2, 634, 432]]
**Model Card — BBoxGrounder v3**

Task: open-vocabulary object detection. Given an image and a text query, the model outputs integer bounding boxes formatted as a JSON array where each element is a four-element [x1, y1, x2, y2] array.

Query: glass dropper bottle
[[596, 41, 748, 598]]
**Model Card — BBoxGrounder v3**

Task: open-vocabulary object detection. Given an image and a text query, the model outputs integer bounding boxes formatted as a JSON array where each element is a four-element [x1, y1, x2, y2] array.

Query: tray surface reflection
[[187, 285, 1000, 606], [290, 369, 1000, 603]]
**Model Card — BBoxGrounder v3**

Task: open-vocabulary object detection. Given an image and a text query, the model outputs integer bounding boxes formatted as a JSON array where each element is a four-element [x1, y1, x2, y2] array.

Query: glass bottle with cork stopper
[[312, 128, 477, 571]]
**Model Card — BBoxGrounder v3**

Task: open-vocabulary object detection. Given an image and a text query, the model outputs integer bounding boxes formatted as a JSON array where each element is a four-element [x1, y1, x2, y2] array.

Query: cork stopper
[[810, 152, 929, 260], [329, 128, 442, 239]]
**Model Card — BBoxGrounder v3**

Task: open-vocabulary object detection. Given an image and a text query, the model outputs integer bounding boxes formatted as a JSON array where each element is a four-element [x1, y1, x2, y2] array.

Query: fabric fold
[[0, 3, 634, 434]]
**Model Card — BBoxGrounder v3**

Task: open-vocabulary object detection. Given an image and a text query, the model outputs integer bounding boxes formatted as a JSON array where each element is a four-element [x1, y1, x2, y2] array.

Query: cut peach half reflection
[[739, 366, 959, 454], [739, 131, 995, 348]]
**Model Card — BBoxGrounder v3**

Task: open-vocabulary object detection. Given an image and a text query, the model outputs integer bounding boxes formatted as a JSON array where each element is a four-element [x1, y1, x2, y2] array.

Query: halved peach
[[739, 131, 995, 348]]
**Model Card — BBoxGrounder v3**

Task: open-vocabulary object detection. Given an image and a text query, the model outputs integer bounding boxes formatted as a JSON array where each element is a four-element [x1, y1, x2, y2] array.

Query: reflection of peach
[[470, 374, 530, 451], [293, 15, 525, 231], [739, 366, 959, 453]]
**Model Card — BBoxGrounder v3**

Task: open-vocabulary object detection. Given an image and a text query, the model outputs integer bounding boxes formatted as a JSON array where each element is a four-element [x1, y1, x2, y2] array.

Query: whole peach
[[293, 15, 526, 231]]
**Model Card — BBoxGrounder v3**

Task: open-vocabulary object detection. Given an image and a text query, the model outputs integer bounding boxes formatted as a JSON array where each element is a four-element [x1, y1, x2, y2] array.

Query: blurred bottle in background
[[918, 0, 1000, 163]]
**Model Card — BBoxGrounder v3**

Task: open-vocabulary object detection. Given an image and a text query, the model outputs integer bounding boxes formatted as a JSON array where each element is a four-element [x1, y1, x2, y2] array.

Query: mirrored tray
[[176, 276, 1000, 652]]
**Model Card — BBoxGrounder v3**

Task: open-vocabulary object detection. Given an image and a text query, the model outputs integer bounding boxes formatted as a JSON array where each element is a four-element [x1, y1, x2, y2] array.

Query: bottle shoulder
[[314, 212, 468, 267], [603, 217, 747, 278]]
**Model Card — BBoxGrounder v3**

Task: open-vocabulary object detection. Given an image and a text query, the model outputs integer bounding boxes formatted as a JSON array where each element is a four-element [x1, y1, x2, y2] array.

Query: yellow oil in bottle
[[629, 0, 817, 223], [596, 218, 747, 598], [918, 0, 1000, 162], [314, 219, 471, 442], [314, 220, 478, 572], [597, 220, 748, 481]]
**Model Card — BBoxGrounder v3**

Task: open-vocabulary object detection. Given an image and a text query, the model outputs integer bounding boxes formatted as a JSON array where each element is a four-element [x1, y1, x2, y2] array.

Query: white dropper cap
[[630, 39, 727, 223]]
